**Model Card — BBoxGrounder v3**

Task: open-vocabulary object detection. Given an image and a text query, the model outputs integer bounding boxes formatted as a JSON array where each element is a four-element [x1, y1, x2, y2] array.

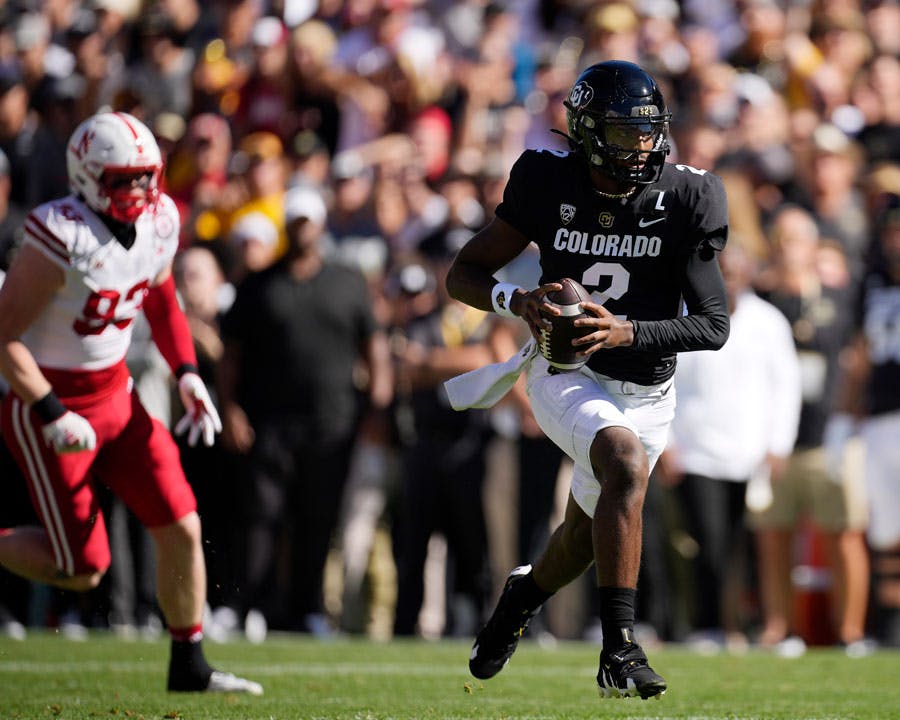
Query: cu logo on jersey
[[560, 204, 576, 225], [599, 211, 614, 228], [569, 82, 593, 109]]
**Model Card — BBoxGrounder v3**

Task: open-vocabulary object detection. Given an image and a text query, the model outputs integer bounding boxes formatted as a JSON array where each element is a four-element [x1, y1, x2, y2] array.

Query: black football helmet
[[564, 61, 671, 185]]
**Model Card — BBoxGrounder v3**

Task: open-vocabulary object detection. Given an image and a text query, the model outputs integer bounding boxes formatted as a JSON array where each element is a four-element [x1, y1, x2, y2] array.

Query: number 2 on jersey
[[580, 262, 630, 315]]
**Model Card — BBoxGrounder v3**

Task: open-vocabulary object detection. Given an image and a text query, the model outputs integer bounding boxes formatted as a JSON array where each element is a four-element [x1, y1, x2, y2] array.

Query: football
[[538, 278, 594, 370]]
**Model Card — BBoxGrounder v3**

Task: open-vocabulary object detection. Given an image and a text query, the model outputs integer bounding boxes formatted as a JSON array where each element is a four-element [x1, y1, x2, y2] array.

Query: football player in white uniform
[[0, 112, 261, 694]]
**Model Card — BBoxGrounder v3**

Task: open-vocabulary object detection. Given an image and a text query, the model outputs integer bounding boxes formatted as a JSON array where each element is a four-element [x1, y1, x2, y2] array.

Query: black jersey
[[496, 148, 729, 384], [221, 260, 378, 438], [857, 268, 900, 416], [762, 284, 855, 448]]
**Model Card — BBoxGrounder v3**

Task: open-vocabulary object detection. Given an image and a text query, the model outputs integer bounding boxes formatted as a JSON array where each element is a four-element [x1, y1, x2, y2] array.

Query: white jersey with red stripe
[[21, 193, 180, 371]]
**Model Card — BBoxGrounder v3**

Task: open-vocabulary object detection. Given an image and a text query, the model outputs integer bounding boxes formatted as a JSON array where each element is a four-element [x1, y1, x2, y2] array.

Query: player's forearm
[[0, 340, 53, 404], [143, 275, 198, 378], [632, 246, 730, 352], [631, 312, 729, 352], [445, 260, 500, 312], [445, 217, 531, 312]]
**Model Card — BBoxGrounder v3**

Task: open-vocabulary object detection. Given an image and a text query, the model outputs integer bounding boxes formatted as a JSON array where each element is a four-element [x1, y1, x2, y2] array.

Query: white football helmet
[[66, 111, 163, 223]]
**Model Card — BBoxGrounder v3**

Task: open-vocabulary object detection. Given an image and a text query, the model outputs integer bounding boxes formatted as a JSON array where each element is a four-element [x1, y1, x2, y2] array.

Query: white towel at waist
[[444, 340, 538, 410]]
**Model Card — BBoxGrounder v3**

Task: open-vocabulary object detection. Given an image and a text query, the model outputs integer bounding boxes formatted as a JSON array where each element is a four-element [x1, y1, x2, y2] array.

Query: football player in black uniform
[[446, 61, 730, 699], [834, 198, 900, 647]]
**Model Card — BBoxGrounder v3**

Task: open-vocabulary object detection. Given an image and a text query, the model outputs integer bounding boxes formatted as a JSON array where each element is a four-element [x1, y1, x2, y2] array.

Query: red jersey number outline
[[73, 279, 150, 336]]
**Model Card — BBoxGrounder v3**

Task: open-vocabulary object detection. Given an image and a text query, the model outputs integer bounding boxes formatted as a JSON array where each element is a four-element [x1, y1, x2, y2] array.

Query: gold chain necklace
[[593, 185, 637, 199]]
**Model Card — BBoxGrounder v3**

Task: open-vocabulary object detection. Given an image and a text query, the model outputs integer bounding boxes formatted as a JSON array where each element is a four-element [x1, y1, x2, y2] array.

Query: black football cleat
[[597, 643, 667, 699], [469, 565, 541, 679]]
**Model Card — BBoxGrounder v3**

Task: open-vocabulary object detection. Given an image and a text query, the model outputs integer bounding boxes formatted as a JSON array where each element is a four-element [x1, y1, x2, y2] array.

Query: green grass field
[[1, 633, 898, 720]]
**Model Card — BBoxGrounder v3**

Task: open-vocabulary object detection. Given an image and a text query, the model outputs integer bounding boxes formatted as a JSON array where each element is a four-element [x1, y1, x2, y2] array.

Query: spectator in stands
[[0, 174, 30, 640], [391, 248, 495, 639], [225, 131, 289, 258], [172, 246, 243, 631], [12, 12, 52, 94], [852, 54, 900, 164], [234, 16, 293, 140], [0, 67, 61, 209], [166, 113, 232, 245], [750, 205, 871, 657], [226, 211, 280, 285], [833, 196, 900, 648], [218, 185, 392, 635], [792, 124, 870, 281], [662, 242, 802, 652], [127, 11, 194, 124], [0, 149, 25, 275]]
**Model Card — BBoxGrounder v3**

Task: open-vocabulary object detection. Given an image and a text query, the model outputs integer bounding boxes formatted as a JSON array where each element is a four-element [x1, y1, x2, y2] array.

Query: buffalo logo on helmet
[[560, 204, 576, 225], [568, 81, 593, 109]]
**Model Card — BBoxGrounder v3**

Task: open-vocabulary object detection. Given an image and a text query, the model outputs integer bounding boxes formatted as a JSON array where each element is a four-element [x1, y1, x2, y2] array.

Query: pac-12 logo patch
[[569, 82, 593, 109], [560, 204, 576, 225]]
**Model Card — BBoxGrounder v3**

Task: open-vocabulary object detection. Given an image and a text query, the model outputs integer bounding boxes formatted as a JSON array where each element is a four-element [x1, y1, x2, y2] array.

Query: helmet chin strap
[[550, 127, 577, 148]]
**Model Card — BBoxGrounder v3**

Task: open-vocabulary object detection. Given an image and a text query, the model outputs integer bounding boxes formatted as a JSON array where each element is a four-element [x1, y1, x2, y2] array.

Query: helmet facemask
[[568, 105, 671, 185], [100, 166, 160, 223]]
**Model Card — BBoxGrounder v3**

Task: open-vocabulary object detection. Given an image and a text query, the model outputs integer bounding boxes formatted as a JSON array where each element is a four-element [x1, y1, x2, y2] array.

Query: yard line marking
[[0, 660, 593, 677]]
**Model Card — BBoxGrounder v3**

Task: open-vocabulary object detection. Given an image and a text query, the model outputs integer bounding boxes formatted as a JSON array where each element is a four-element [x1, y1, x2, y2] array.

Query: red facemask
[[101, 167, 160, 223]]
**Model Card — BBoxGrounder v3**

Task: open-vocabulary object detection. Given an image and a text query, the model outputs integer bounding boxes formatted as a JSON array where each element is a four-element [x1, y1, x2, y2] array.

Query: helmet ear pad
[[564, 61, 671, 185], [66, 112, 163, 222]]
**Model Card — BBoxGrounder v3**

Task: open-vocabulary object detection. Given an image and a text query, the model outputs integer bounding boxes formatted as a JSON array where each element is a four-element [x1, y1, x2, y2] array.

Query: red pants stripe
[[1, 362, 197, 576], [9, 394, 76, 574]]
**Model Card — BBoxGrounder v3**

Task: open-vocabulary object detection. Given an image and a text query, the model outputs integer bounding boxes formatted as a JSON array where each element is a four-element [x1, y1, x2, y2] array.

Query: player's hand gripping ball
[[538, 278, 594, 370]]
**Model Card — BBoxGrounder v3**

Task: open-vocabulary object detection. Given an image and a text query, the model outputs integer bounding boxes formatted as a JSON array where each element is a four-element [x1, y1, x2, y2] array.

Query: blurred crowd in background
[[0, 0, 898, 657]]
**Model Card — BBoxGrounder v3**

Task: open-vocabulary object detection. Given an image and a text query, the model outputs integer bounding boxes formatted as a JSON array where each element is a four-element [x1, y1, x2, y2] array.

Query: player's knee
[[64, 570, 106, 592], [590, 431, 648, 500], [152, 511, 202, 552], [64, 545, 111, 589]]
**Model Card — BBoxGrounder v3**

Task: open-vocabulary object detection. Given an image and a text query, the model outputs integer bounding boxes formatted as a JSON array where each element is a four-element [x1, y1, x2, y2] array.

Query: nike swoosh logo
[[638, 217, 665, 227]]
